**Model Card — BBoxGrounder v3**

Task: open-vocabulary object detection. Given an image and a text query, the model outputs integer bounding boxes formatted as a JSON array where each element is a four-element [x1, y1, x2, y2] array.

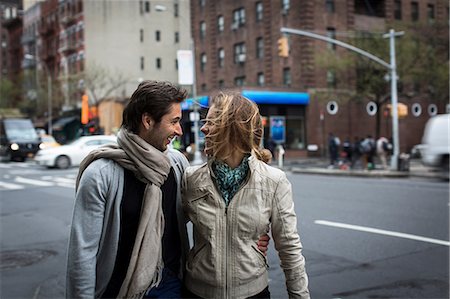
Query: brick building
[[191, 0, 449, 156]]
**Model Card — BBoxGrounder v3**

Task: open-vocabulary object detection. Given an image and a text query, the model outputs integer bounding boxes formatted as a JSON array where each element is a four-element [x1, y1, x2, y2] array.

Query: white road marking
[[315, 220, 450, 247], [15, 177, 55, 187], [53, 177, 75, 184], [0, 181, 24, 190]]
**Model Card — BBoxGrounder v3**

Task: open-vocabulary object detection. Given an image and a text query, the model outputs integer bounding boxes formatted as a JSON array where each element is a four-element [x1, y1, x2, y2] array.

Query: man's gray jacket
[[66, 149, 190, 299]]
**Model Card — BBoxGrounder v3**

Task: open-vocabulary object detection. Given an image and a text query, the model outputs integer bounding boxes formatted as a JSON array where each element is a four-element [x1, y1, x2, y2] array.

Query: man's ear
[[142, 113, 154, 130]]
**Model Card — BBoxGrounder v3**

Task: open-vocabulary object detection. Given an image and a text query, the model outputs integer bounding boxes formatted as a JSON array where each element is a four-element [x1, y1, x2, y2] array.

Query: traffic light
[[277, 36, 289, 58], [81, 94, 89, 125]]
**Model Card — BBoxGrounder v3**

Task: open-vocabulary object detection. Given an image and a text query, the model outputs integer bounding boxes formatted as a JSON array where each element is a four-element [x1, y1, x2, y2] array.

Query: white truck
[[421, 114, 449, 172]]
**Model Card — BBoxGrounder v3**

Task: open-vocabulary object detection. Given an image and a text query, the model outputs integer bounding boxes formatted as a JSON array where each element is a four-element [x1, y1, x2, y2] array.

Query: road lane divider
[[315, 219, 450, 246], [0, 181, 24, 190]]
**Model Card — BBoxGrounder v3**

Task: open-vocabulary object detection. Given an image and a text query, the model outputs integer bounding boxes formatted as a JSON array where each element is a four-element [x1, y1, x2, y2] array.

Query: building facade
[[17, 0, 192, 136], [191, 0, 449, 156]]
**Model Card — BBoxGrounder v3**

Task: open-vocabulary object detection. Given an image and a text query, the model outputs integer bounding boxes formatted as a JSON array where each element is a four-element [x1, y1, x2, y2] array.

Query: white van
[[421, 114, 449, 171]]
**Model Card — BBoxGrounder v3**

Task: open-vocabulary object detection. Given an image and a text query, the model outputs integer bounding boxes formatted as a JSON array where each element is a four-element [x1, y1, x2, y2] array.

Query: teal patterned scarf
[[212, 155, 250, 206]]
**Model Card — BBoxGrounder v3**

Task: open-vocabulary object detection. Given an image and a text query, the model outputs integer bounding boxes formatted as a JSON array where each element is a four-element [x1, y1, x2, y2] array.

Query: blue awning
[[242, 90, 310, 105]]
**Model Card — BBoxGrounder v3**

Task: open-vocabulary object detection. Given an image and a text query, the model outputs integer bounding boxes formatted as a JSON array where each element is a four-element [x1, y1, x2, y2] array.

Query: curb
[[290, 167, 410, 178]]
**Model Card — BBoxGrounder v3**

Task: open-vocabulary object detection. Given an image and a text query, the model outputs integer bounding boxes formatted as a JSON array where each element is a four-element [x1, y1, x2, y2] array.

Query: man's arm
[[66, 166, 107, 299], [257, 233, 270, 256]]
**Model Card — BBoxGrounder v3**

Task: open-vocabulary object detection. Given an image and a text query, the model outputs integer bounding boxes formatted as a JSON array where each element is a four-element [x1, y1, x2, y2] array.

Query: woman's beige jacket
[[182, 156, 310, 299]]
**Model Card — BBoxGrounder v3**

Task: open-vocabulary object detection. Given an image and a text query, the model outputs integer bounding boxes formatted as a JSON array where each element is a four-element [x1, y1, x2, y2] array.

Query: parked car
[[0, 118, 42, 162], [38, 134, 61, 150], [34, 135, 117, 169], [421, 114, 449, 171]]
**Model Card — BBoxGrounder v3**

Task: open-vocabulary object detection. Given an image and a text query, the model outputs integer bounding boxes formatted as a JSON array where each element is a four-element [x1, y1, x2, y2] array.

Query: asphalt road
[[0, 162, 448, 298]]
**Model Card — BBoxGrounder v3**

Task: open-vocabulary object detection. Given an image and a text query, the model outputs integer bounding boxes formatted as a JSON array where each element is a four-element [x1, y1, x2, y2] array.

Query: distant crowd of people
[[328, 133, 392, 170]]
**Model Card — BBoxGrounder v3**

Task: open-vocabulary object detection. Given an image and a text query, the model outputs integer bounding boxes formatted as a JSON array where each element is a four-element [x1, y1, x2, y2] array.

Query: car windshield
[[4, 120, 39, 140], [41, 136, 56, 143]]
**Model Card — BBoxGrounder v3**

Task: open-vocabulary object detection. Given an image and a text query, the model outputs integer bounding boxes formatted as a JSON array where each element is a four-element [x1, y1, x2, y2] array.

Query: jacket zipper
[[208, 160, 252, 298]]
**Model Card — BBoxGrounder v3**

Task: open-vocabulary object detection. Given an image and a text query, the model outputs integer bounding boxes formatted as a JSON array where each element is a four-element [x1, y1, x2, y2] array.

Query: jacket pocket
[[251, 244, 269, 269]]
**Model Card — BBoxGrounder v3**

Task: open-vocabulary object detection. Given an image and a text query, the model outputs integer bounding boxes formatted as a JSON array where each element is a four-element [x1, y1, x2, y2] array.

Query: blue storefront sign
[[270, 116, 286, 144]]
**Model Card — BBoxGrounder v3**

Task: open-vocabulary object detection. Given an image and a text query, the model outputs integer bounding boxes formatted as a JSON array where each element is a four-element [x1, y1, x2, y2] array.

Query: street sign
[[270, 116, 286, 144]]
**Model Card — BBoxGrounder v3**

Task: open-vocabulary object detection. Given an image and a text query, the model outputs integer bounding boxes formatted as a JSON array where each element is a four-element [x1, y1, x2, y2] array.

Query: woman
[[182, 93, 309, 299]]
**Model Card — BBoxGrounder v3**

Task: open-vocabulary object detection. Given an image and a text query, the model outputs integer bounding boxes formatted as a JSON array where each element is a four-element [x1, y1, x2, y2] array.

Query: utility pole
[[280, 27, 404, 170], [383, 29, 404, 170]]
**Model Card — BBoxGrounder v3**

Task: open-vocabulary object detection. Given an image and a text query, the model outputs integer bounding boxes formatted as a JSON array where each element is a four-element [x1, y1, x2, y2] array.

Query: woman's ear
[[142, 113, 154, 130]]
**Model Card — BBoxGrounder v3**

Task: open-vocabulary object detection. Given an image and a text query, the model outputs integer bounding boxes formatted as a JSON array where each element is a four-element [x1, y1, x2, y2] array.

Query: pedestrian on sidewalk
[[376, 136, 391, 170], [182, 92, 310, 299], [328, 132, 339, 168]]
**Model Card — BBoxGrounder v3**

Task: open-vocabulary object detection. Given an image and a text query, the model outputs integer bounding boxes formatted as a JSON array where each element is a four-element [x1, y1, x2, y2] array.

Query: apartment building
[[18, 0, 192, 135], [191, 0, 449, 155]]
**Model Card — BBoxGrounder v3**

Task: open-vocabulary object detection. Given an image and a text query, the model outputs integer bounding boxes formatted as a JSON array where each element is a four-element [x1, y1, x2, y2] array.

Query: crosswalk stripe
[[15, 176, 55, 187], [53, 177, 75, 184], [0, 181, 24, 190]]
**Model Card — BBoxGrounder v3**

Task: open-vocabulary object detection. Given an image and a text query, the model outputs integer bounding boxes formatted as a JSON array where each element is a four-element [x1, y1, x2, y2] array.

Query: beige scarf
[[76, 129, 171, 299]]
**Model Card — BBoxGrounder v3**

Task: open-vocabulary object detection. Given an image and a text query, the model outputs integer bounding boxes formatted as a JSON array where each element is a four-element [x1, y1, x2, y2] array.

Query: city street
[[0, 161, 448, 298]]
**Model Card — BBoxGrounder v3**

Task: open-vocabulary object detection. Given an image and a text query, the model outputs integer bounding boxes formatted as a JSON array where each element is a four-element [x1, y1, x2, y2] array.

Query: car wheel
[[55, 155, 70, 169]]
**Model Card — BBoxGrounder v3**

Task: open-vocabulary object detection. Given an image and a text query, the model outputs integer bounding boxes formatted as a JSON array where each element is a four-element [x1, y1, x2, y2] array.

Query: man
[[66, 80, 269, 298]]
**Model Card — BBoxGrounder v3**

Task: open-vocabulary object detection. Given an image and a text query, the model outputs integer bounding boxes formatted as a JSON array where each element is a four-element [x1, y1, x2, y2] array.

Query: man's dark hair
[[122, 80, 187, 134]]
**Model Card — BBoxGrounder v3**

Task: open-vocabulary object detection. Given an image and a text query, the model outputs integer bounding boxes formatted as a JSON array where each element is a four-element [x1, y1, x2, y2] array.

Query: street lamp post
[[280, 27, 404, 170], [155, 3, 203, 164], [24, 54, 52, 136]]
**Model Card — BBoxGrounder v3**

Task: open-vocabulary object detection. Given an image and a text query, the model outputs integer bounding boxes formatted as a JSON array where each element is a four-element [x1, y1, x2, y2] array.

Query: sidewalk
[[272, 157, 449, 180]]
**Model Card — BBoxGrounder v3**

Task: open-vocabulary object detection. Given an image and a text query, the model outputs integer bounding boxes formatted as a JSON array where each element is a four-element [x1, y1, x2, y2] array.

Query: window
[[156, 58, 161, 69], [174, 3, 178, 17], [257, 72, 264, 86], [200, 0, 205, 8], [217, 15, 224, 32], [283, 68, 291, 86], [175, 32, 179, 43], [201, 84, 207, 92], [394, 0, 402, 19], [256, 2, 263, 21], [139, 0, 143, 14], [411, 2, 419, 21], [175, 59, 178, 70], [326, 27, 336, 51], [326, 0, 335, 13], [140, 56, 144, 70], [156, 30, 160, 41], [327, 70, 336, 88], [218, 80, 224, 88], [200, 21, 206, 39], [234, 42, 246, 64], [256, 37, 264, 59], [140, 29, 143, 42], [218, 48, 224, 68], [200, 53, 207, 71], [234, 76, 245, 86], [427, 4, 435, 23], [282, 0, 290, 12], [145, 1, 150, 13], [232, 8, 245, 29]]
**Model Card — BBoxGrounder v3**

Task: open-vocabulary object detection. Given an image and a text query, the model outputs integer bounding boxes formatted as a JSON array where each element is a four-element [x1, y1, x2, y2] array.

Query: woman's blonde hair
[[206, 92, 272, 163]]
